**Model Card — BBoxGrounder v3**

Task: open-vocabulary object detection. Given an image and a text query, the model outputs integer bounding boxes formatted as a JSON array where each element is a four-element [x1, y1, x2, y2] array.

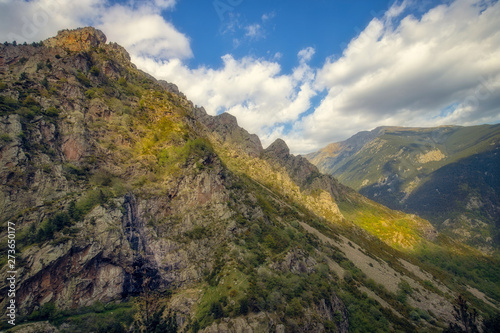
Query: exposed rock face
[[262, 138, 351, 202], [1, 27, 493, 333], [198, 112, 263, 157], [271, 249, 318, 274], [201, 302, 349, 333], [44, 27, 107, 52]]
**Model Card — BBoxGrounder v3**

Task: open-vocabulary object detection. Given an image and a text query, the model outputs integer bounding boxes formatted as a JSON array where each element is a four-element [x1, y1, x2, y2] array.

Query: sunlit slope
[[306, 125, 500, 252]]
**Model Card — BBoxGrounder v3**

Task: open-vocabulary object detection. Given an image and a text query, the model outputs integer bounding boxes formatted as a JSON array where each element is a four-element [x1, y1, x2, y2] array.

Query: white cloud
[[295, 0, 500, 152], [244, 23, 264, 39], [152, 0, 176, 9], [0, 0, 104, 42], [262, 11, 276, 22], [0, 0, 191, 59], [99, 5, 192, 59], [298, 47, 315, 63]]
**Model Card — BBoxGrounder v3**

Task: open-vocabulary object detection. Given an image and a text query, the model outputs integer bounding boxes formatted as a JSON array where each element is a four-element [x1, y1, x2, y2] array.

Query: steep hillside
[[1, 28, 499, 332], [306, 126, 500, 253]]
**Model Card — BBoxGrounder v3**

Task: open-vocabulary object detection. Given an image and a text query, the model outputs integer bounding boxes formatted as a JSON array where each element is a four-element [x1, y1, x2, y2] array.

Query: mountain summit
[[1, 28, 499, 332], [43, 27, 107, 52]]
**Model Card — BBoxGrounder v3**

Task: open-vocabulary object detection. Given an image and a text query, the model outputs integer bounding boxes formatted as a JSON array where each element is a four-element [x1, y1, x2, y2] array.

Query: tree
[[444, 295, 479, 333], [482, 313, 500, 333], [133, 275, 176, 332]]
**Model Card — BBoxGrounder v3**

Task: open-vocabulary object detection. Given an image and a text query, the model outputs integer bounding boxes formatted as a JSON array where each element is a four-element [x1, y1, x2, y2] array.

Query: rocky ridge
[[0, 28, 498, 332], [306, 125, 500, 253]]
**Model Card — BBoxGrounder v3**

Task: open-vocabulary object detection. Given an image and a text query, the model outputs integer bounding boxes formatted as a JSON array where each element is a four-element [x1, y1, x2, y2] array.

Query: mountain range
[[305, 125, 500, 254], [0, 28, 499, 332]]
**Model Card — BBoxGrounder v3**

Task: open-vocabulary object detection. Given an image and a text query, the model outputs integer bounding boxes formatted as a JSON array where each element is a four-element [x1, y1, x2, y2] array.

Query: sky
[[1, 0, 499, 153]]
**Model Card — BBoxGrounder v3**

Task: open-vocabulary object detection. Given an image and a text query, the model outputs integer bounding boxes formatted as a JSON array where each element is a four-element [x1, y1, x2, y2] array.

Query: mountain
[[1, 28, 499, 332], [306, 126, 500, 254]]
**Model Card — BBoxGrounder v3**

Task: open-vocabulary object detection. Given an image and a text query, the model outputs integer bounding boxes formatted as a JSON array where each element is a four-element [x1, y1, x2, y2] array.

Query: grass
[[3, 33, 499, 333], [338, 198, 425, 249], [8, 301, 135, 333]]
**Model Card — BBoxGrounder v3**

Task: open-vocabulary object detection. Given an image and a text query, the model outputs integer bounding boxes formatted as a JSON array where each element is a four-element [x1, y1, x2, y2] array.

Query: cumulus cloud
[[134, 0, 499, 154], [295, 0, 500, 152], [99, 5, 192, 59], [0, 0, 191, 59], [0, 0, 104, 42], [1, 0, 498, 154]]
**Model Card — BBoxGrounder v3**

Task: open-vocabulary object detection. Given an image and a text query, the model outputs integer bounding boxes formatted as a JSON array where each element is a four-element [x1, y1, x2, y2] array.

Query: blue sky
[[1, 0, 499, 153], [166, 0, 396, 71]]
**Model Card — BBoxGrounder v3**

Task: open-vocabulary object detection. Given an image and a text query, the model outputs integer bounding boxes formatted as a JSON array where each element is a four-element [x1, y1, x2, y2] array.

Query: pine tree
[[444, 295, 479, 333]]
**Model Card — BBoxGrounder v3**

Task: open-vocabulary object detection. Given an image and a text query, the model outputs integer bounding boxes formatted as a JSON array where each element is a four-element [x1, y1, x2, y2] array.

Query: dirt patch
[[299, 222, 456, 323], [466, 286, 499, 310], [299, 222, 401, 293]]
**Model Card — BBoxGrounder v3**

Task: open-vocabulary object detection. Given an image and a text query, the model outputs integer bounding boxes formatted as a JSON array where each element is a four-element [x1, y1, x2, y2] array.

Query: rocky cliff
[[1, 28, 499, 332]]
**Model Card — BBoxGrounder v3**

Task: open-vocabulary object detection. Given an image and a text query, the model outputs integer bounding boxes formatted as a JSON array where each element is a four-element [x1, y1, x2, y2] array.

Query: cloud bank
[[300, 0, 500, 152], [0, 0, 191, 59], [1, 0, 499, 153]]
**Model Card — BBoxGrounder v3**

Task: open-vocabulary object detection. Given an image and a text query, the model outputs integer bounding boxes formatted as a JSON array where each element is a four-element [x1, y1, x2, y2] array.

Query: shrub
[[209, 302, 224, 319], [68, 201, 82, 221], [41, 77, 49, 89], [239, 298, 249, 315], [44, 106, 60, 117], [396, 279, 413, 304], [409, 310, 420, 321], [85, 88, 97, 99], [285, 298, 304, 317], [0, 96, 19, 114], [35, 212, 72, 243], [28, 302, 58, 321], [184, 226, 207, 240], [118, 77, 127, 86], [76, 71, 91, 87], [0, 134, 12, 143], [90, 66, 100, 76]]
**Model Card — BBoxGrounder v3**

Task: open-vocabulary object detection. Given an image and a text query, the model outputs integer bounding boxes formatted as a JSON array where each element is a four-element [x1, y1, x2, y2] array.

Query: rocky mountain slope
[[0, 28, 499, 332], [306, 126, 500, 254]]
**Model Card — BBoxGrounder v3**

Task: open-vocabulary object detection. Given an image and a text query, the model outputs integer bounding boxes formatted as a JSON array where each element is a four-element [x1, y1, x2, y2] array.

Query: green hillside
[[306, 125, 500, 253], [1, 28, 499, 332]]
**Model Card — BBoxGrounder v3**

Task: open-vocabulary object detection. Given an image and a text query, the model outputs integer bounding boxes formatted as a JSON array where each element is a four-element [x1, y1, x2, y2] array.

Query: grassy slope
[[1, 37, 499, 332], [307, 125, 500, 252]]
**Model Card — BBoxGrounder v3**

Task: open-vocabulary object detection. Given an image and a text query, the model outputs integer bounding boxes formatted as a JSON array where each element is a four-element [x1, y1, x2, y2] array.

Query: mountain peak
[[44, 27, 107, 52], [264, 138, 290, 158]]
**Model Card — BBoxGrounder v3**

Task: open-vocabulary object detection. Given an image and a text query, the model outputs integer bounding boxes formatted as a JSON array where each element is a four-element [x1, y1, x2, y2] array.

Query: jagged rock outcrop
[[262, 138, 351, 201], [43, 27, 107, 52], [1, 27, 495, 333], [271, 249, 318, 274], [197, 111, 263, 157]]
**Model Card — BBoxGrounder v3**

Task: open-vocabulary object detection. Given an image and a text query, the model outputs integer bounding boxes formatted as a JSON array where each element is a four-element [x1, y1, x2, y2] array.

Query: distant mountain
[[306, 125, 500, 253], [1, 28, 499, 332]]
